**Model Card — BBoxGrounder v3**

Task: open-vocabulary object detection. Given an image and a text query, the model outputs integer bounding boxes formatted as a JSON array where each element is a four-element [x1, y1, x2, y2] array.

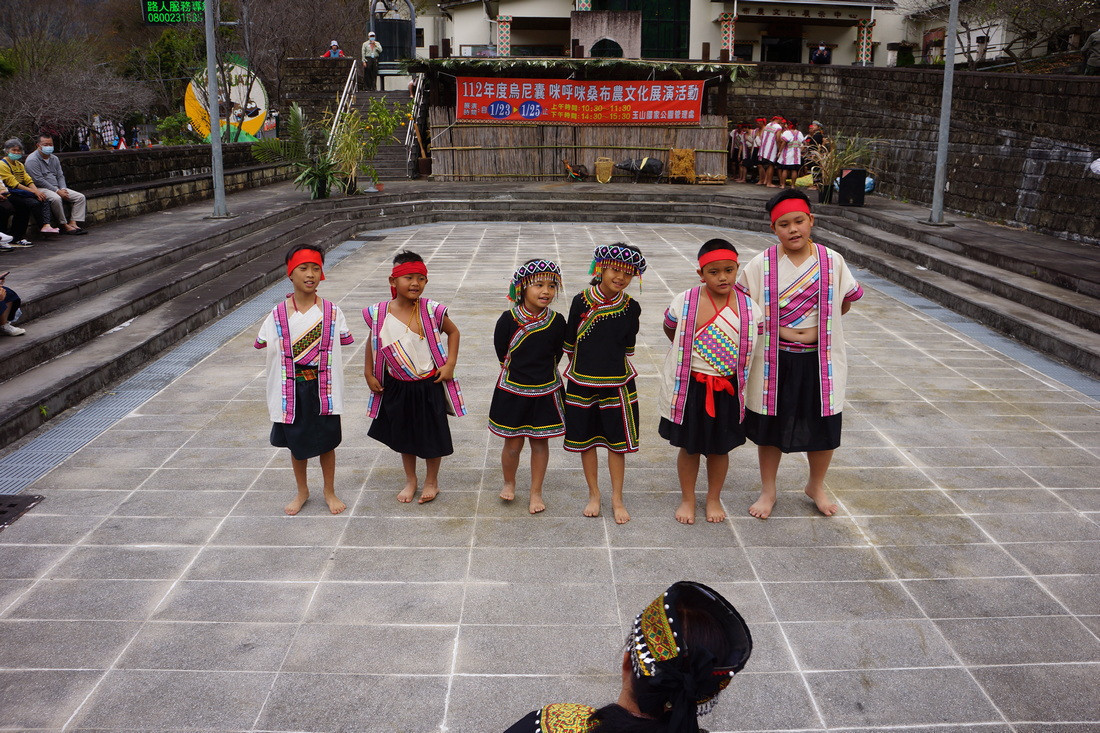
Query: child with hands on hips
[[488, 259, 568, 514], [256, 245, 354, 516], [738, 189, 863, 519], [363, 250, 465, 504], [659, 238, 762, 524], [562, 243, 645, 524]]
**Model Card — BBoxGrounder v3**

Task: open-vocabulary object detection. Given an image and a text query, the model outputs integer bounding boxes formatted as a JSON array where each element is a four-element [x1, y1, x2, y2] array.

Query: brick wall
[[729, 64, 1100, 244], [280, 58, 359, 121]]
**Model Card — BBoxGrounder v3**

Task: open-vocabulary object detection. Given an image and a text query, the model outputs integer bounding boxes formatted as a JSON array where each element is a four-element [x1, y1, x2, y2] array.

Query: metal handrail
[[327, 59, 359, 150], [405, 72, 426, 178]]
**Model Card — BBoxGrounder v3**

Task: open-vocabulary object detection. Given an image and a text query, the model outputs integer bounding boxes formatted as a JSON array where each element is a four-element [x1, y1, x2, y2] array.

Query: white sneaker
[[0, 323, 25, 336], [0, 231, 12, 244]]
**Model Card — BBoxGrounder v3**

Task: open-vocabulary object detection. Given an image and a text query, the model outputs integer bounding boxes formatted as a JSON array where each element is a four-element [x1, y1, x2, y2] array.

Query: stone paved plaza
[[1, 221, 1099, 732]]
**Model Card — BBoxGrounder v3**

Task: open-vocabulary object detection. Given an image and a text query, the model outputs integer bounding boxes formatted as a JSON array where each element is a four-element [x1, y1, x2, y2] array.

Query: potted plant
[[806, 132, 878, 205], [328, 97, 411, 193], [251, 103, 338, 199]]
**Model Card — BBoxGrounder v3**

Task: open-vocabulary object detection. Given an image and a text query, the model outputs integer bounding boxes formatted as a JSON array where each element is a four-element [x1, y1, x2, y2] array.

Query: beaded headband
[[589, 243, 647, 279], [629, 581, 752, 714], [509, 259, 562, 303]]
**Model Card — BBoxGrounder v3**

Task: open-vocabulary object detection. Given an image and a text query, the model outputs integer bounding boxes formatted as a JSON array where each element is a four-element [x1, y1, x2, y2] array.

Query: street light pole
[[204, 0, 230, 218], [928, 0, 959, 225]]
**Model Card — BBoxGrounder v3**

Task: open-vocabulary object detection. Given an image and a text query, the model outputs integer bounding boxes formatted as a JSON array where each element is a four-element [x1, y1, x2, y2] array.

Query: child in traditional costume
[[563, 243, 645, 524], [738, 189, 863, 519], [489, 259, 568, 514], [363, 250, 465, 504], [659, 239, 762, 524], [256, 244, 354, 516], [504, 580, 753, 733]]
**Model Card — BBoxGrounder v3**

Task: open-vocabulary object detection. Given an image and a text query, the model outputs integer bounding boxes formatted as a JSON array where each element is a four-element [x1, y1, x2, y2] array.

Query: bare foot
[[418, 482, 439, 504], [500, 481, 516, 502], [583, 497, 601, 517], [324, 493, 347, 515], [748, 493, 776, 519], [529, 493, 545, 514], [675, 499, 695, 524], [805, 485, 838, 517], [397, 480, 417, 503], [705, 498, 727, 523], [285, 493, 308, 515], [612, 501, 631, 524]]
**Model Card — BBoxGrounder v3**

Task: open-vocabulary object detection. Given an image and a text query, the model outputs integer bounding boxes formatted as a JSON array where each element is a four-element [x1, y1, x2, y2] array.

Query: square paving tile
[[115, 620, 295, 671], [807, 668, 1001, 728], [765, 580, 924, 622], [49, 546, 199, 580], [152, 580, 315, 623], [935, 616, 1100, 665], [904, 577, 1066, 618], [283, 623, 456, 674], [971, 664, 1100, 723], [0, 619, 140, 668], [305, 581, 465, 625], [0, 670, 103, 729], [5, 579, 172, 620], [784, 619, 959, 670]]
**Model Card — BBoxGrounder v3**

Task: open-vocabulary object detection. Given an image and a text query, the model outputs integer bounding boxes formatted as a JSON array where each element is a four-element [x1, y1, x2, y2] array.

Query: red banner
[[456, 77, 705, 125]]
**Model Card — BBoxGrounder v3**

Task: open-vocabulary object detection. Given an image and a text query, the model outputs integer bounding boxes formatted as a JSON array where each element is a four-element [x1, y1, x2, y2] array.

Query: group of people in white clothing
[[729, 116, 825, 189]]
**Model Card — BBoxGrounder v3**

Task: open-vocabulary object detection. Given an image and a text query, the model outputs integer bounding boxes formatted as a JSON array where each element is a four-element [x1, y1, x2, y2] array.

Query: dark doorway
[[591, 38, 625, 57], [762, 36, 803, 63], [374, 18, 413, 61]]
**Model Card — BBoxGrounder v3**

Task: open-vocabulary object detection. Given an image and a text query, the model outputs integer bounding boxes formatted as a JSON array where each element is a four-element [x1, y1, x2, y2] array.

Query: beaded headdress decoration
[[589, 243, 647, 281], [630, 581, 752, 717], [509, 259, 563, 303]]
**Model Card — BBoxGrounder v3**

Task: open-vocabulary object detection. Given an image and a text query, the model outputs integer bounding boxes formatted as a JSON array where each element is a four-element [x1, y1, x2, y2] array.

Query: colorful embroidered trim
[[497, 305, 562, 396], [537, 703, 598, 733], [508, 259, 562, 303]]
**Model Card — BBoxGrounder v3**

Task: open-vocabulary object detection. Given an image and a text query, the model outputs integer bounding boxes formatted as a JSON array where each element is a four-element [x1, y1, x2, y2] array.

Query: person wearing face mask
[[810, 43, 830, 65], [25, 134, 88, 235], [0, 138, 54, 241]]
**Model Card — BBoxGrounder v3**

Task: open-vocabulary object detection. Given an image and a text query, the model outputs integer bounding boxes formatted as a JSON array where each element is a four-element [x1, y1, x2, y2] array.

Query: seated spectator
[[25, 134, 88, 235], [0, 270, 25, 336], [321, 41, 346, 58], [505, 581, 752, 732], [0, 138, 56, 238]]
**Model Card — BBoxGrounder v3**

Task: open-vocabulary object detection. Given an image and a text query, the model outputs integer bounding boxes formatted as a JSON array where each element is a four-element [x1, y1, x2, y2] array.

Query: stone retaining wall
[[58, 143, 263, 190], [729, 64, 1100, 244]]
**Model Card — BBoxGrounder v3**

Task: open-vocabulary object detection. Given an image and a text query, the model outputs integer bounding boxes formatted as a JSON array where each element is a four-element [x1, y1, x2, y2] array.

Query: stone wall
[[59, 143, 262, 190], [729, 64, 1100, 244], [281, 58, 360, 121]]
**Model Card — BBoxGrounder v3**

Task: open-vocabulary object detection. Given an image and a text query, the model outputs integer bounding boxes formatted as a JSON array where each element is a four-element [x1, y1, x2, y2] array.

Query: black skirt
[[563, 379, 639, 454], [659, 376, 747, 456], [744, 349, 842, 453], [488, 387, 565, 439], [368, 373, 454, 459], [270, 378, 342, 460]]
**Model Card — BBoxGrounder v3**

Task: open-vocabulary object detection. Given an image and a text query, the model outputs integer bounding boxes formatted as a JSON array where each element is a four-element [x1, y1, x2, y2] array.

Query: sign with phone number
[[142, 0, 205, 24], [456, 77, 705, 125]]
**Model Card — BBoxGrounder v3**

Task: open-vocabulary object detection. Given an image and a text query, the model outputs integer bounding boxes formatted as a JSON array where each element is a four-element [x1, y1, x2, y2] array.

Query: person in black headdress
[[489, 259, 568, 514], [562, 243, 646, 524], [504, 580, 753, 733]]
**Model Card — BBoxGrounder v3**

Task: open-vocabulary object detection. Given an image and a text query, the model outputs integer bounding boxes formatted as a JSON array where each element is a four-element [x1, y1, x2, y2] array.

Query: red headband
[[698, 249, 739, 268], [287, 249, 325, 280], [770, 198, 812, 225], [390, 261, 428, 297]]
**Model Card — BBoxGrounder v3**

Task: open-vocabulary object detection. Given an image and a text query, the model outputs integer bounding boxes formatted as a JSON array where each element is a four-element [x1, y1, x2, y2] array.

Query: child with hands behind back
[[363, 250, 465, 504]]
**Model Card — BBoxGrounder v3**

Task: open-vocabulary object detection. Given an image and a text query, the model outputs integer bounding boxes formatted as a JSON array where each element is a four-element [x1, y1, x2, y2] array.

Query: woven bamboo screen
[[427, 108, 728, 182]]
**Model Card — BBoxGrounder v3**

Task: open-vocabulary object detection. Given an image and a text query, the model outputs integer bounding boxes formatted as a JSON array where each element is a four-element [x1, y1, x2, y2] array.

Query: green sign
[[142, 0, 205, 24]]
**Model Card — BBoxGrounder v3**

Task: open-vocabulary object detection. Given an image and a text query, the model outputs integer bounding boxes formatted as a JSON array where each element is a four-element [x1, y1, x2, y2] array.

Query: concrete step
[[815, 214, 1100, 334], [0, 212, 330, 377], [0, 217, 357, 446]]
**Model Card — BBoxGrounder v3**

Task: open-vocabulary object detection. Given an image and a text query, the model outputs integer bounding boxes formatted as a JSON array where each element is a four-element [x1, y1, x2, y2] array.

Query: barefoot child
[[363, 250, 465, 503], [489, 259, 568, 514], [563, 243, 645, 524], [256, 244, 354, 515], [659, 239, 762, 524], [738, 190, 863, 519]]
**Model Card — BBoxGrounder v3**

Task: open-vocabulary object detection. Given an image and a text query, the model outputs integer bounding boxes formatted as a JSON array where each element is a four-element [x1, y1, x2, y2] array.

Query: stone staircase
[[1, 182, 1096, 447], [350, 90, 414, 182]]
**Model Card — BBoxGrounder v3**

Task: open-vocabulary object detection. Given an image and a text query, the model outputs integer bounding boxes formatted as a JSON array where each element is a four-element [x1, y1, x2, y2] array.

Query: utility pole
[[204, 0, 230, 217], [928, 0, 959, 225]]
